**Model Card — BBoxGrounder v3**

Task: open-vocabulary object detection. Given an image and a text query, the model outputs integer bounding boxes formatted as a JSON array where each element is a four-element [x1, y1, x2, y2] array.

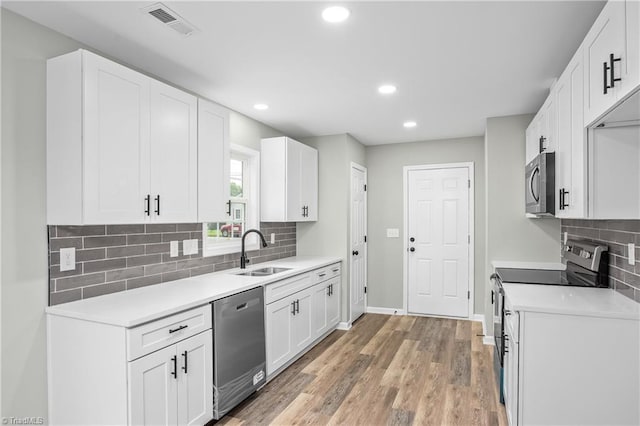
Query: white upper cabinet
[[261, 137, 318, 222], [583, 0, 639, 125], [555, 49, 587, 219], [47, 50, 199, 224], [525, 93, 555, 164], [149, 80, 198, 223], [197, 99, 230, 222]]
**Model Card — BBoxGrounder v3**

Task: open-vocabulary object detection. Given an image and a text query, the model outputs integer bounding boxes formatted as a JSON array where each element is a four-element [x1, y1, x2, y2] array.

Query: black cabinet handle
[[226, 200, 232, 216], [539, 136, 546, 153], [559, 188, 569, 210], [352, 250, 359, 256], [182, 350, 188, 374], [295, 299, 300, 314], [291, 301, 296, 316], [604, 53, 622, 94], [302, 206, 306, 217], [505, 310, 512, 316], [154, 195, 160, 215], [169, 324, 188, 334], [318, 273, 326, 278], [144, 195, 151, 216], [603, 60, 609, 94], [332, 268, 339, 273], [410, 247, 415, 252], [171, 355, 177, 379], [491, 290, 495, 304]]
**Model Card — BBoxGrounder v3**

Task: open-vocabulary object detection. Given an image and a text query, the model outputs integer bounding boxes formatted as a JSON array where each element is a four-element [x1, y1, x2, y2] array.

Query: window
[[203, 145, 260, 257]]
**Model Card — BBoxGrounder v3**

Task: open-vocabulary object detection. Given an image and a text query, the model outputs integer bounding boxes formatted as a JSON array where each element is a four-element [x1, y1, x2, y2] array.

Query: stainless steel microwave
[[525, 152, 555, 215]]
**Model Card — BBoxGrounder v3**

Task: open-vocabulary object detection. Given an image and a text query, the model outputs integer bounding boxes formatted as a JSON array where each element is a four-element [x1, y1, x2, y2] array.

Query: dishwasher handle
[[236, 302, 248, 311]]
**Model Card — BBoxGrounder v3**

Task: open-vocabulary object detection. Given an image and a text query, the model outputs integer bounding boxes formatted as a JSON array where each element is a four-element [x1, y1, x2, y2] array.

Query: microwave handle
[[530, 167, 540, 202]]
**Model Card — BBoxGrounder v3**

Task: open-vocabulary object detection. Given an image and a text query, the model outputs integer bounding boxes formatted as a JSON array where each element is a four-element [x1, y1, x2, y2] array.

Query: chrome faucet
[[240, 229, 268, 269]]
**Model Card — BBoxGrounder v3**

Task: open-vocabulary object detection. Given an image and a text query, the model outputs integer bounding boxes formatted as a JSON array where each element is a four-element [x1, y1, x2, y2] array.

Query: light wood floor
[[217, 314, 507, 426]]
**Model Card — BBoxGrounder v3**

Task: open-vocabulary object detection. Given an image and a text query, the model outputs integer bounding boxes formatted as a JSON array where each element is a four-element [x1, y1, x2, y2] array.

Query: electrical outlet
[[629, 243, 636, 265], [271, 233, 275, 244], [60, 247, 76, 272], [386, 228, 399, 238], [190, 239, 199, 255], [170, 241, 179, 257], [183, 240, 192, 255]]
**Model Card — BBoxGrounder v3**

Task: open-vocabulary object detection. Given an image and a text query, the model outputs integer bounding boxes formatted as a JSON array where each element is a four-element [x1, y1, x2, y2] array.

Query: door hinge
[[364, 184, 367, 191], [468, 291, 470, 299], [364, 235, 367, 243], [364, 286, 367, 294], [468, 235, 470, 244], [468, 179, 471, 188]]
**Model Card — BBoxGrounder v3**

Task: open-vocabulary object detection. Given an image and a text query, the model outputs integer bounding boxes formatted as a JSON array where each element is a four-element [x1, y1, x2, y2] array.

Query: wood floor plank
[[218, 314, 507, 426]]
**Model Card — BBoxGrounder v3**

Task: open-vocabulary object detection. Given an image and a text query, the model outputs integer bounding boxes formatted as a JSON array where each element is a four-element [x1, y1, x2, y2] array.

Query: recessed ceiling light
[[253, 103, 269, 110], [378, 85, 397, 95], [322, 6, 350, 23], [403, 121, 417, 128]]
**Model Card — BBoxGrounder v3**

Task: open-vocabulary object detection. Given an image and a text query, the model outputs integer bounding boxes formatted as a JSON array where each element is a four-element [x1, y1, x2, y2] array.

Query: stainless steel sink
[[236, 267, 291, 277]]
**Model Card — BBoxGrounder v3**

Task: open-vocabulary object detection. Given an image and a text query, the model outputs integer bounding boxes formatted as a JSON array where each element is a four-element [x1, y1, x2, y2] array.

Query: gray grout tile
[[84, 235, 126, 248], [107, 224, 145, 235], [50, 237, 83, 251], [82, 281, 126, 299], [57, 225, 106, 237]]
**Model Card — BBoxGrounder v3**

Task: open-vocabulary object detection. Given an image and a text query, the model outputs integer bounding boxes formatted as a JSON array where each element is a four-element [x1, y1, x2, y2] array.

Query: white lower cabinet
[[48, 305, 213, 426], [503, 293, 639, 426], [265, 263, 341, 377]]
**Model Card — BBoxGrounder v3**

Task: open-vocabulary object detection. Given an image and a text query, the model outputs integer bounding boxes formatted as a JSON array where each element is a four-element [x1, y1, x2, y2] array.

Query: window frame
[[202, 144, 261, 257]]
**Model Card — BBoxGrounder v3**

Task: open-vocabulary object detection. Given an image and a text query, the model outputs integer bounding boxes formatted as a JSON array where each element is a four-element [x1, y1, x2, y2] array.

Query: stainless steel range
[[490, 239, 609, 404]]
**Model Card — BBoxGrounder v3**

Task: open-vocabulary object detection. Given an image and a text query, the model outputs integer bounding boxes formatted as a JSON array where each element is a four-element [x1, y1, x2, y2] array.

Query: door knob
[[410, 237, 415, 242], [410, 247, 415, 252], [352, 250, 359, 256]]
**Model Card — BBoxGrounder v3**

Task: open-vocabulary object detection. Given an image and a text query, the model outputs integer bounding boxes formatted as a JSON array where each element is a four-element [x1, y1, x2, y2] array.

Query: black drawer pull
[[182, 350, 188, 374], [144, 195, 151, 216], [318, 273, 326, 278], [332, 268, 339, 273], [171, 355, 177, 379], [169, 324, 188, 334], [154, 195, 161, 215]]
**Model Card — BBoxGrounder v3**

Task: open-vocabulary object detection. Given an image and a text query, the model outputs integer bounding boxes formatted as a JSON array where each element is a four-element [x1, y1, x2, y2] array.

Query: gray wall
[[365, 136, 486, 314], [0, 9, 285, 420], [296, 134, 366, 323], [484, 114, 561, 328]]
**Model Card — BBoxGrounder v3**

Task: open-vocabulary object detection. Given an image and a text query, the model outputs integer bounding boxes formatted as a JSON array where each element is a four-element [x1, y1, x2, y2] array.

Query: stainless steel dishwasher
[[212, 286, 266, 419]]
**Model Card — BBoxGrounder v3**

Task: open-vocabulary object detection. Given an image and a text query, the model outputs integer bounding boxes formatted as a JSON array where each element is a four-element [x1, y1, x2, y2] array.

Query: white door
[[265, 296, 294, 376], [83, 52, 150, 224], [311, 283, 328, 338], [300, 144, 318, 221], [149, 80, 198, 223], [285, 139, 304, 221], [327, 279, 341, 328], [406, 166, 470, 318], [292, 289, 313, 352], [350, 164, 367, 323], [177, 332, 213, 426], [583, 0, 626, 125], [128, 345, 178, 426], [197, 99, 230, 222]]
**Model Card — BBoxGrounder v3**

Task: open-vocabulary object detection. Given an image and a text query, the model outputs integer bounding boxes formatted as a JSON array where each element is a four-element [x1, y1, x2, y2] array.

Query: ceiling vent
[[141, 3, 198, 37]]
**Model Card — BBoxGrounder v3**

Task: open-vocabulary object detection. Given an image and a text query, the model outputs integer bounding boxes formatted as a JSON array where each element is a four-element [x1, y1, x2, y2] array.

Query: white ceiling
[[4, 1, 605, 145]]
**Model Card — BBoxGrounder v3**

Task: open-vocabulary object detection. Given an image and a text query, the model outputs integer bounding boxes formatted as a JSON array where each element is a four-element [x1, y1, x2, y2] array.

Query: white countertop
[[503, 283, 640, 320], [46, 256, 341, 327], [492, 260, 566, 270]]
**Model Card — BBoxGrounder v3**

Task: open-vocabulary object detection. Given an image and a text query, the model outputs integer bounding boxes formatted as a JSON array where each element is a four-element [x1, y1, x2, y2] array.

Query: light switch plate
[[628, 243, 635, 265], [60, 247, 76, 272], [271, 233, 276, 244], [386, 228, 399, 238], [170, 241, 179, 257]]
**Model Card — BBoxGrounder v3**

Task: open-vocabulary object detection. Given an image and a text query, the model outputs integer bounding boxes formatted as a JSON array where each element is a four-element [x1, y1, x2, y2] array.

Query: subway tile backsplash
[[48, 222, 296, 305], [561, 219, 640, 303]]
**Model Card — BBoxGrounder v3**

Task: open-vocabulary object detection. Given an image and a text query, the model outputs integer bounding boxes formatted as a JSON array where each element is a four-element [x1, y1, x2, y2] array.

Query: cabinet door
[[311, 283, 329, 338], [525, 124, 538, 165], [265, 296, 295, 376], [327, 279, 341, 328], [622, 0, 640, 97], [299, 144, 318, 221], [285, 139, 304, 221], [540, 96, 555, 153], [555, 53, 586, 219], [149, 80, 198, 223], [292, 289, 314, 352], [198, 99, 230, 222], [584, 0, 627, 125], [83, 52, 151, 224], [176, 332, 213, 426], [128, 345, 178, 426]]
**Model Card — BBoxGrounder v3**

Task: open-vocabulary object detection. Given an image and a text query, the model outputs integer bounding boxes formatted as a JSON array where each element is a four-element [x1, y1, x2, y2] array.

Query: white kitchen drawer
[[313, 263, 341, 284], [126, 305, 211, 361], [265, 272, 312, 305]]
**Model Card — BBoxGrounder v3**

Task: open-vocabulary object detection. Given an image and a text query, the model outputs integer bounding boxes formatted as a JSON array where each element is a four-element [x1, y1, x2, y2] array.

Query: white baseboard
[[336, 322, 351, 330], [365, 306, 406, 315], [473, 314, 494, 346]]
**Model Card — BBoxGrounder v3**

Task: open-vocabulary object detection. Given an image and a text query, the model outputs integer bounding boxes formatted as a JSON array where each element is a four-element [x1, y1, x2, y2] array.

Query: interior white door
[[128, 345, 178, 426], [149, 80, 198, 223], [350, 164, 367, 323], [176, 332, 213, 426], [407, 167, 470, 318]]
